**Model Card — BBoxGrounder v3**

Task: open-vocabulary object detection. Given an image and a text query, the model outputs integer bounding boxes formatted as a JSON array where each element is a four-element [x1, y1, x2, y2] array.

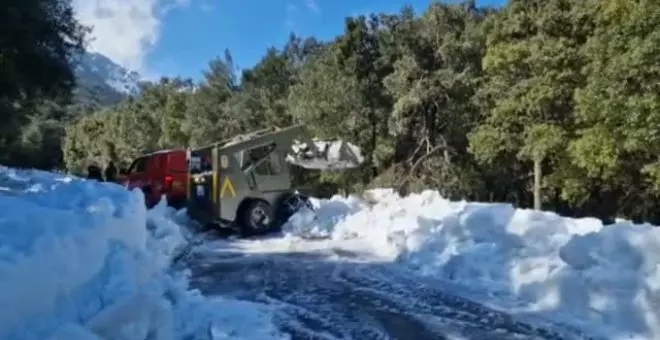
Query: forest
[[3, 0, 660, 223]]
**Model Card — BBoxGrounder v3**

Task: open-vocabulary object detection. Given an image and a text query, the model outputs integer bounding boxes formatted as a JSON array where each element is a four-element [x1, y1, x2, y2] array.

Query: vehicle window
[[244, 143, 280, 176], [233, 151, 244, 168], [188, 149, 212, 174], [128, 157, 147, 173], [254, 152, 281, 176]]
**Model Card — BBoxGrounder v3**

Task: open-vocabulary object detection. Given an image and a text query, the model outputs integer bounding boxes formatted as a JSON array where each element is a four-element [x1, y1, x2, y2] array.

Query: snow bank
[[283, 189, 660, 339], [0, 166, 283, 340]]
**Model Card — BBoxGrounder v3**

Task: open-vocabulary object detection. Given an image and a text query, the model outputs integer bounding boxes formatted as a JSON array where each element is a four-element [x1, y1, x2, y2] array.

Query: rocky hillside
[[72, 52, 142, 107]]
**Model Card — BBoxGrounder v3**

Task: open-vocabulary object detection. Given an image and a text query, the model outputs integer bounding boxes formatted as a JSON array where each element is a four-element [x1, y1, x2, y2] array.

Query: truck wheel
[[239, 200, 275, 236]]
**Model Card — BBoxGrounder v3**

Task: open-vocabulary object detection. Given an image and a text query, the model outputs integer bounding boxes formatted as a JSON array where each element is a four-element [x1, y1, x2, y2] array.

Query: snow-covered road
[[184, 236, 588, 340], [5, 166, 660, 340]]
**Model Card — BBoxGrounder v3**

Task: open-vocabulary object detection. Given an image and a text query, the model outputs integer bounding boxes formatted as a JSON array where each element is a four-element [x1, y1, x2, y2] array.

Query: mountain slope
[[72, 52, 142, 107]]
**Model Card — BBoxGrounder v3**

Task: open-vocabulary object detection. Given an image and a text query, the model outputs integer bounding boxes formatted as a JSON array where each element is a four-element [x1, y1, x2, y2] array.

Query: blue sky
[[74, 0, 504, 81]]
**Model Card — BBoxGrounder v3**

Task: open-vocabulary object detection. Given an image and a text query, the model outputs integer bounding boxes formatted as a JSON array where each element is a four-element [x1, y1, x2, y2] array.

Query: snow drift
[[0, 167, 283, 340], [283, 188, 660, 340]]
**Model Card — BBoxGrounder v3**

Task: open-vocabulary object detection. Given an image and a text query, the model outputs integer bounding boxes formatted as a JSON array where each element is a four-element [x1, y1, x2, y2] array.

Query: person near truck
[[87, 165, 104, 181], [104, 161, 118, 183]]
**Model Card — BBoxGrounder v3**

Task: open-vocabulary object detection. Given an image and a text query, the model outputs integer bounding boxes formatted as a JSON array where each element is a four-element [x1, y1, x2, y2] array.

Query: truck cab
[[119, 149, 188, 208]]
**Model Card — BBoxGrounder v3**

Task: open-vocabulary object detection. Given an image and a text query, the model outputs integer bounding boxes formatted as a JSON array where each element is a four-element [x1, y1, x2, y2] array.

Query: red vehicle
[[119, 149, 188, 209]]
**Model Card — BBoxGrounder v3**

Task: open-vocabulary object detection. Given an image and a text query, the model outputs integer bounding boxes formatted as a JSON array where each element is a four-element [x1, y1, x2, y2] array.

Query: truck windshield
[[127, 157, 147, 174]]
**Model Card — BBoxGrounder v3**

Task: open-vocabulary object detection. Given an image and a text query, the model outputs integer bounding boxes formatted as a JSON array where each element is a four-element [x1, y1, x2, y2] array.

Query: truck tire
[[239, 199, 275, 236]]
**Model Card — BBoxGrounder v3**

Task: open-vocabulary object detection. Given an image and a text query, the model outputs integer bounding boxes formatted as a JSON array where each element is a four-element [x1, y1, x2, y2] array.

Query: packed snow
[[273, 188, 660, 340], [0, 167, 284, 340]]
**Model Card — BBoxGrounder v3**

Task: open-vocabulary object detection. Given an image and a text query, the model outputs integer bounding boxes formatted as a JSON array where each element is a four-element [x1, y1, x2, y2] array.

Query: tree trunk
[[533, 157, 542, 210], [370, 111, 378, 179]]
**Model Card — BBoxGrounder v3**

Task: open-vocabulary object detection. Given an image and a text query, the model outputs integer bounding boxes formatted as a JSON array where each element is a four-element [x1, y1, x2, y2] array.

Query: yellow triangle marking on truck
[[212, 171, 217, 203], [220, 176, 236, 198]]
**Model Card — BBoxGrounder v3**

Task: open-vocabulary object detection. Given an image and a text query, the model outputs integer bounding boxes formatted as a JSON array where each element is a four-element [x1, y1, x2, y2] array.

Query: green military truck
[[186, 124, 362, 235]]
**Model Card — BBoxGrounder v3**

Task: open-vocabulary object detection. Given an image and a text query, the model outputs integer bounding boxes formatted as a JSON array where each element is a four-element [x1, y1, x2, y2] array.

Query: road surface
[[182, 237, 596, 340]]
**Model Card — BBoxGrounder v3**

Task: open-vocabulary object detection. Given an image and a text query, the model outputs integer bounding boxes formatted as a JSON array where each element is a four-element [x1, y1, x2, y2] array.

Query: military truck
[[186, 123, 362, 235]]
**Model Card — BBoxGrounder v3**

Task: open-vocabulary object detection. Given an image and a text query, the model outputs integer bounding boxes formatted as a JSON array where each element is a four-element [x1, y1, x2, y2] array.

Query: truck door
[[243, 142, 289, 193], [166, 151, 187, 195], [125, 157, 148, 189], [187, 147, 216, 222], [149, 154, 167, 197]]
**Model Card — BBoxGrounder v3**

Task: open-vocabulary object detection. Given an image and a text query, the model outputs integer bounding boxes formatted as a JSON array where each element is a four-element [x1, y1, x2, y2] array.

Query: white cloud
[[304, 0, 319, 13], [200, 3, 214, 12], [72, 0, 190, 75], [286, 0, 319, 31]]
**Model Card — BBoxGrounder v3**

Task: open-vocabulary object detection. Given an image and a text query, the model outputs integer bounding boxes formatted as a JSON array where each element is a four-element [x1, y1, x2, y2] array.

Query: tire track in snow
[[184, 240, 598, 340]]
